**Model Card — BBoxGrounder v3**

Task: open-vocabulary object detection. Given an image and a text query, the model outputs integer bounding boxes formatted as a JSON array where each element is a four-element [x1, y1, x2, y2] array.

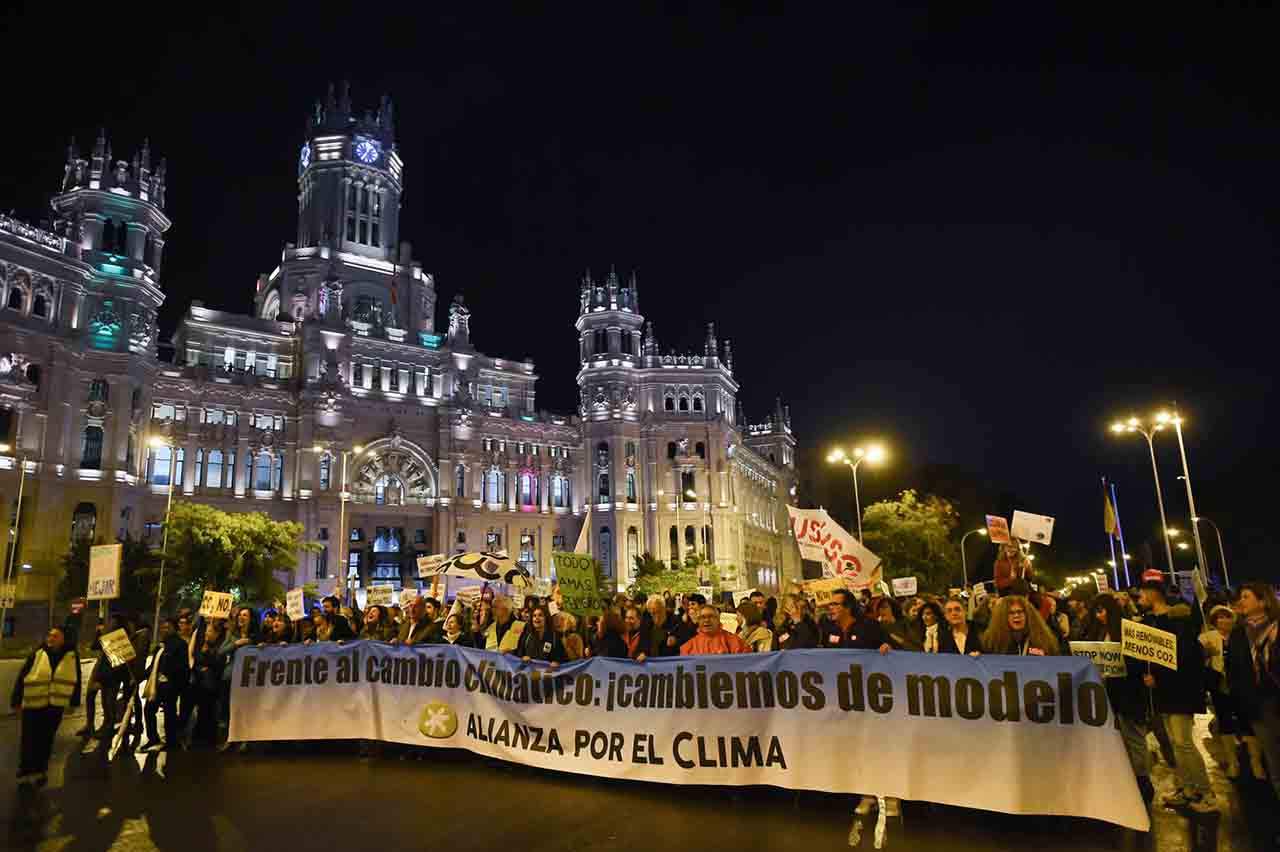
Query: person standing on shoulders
[[11, 626, 81, 787]]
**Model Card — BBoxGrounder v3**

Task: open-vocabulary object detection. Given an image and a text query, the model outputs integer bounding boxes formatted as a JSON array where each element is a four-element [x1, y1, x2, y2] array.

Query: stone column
[[233, 435, 250, 497], [182, 434, 197, 495]]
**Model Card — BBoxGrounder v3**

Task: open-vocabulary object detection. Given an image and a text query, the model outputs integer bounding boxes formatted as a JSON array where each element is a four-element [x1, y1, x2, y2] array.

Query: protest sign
[[230, 644, 1148, 832], [367, 585, 395, 607], [199, 590, 234, 620], [786, 506, 882, 587], [286, 588, 305, 621], [400, 588, 420, 608], [891, 577, 918, 597], [697, 585, 714, 601], [416, 553, 447, 578], [1095, 574, 1110, 594], [553, 552, 603, 616], [0, 583, 14, 608], [1011, 510, 1055, 546], [1192, 569, 1208, 607], [87, 543, 122, 600], [985, 515, 1011, 545], [1121, 618, 1177, 671], [733, 589, 758, 607], [719, 612, 740, 632], [99, 627, 137, 668], [1070, 641, 1126, 678], [800, 577, 853, 607]]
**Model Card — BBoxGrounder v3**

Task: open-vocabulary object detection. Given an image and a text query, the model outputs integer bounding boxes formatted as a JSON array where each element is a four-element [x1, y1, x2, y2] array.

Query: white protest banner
[[99, 627, 137, 668], [400, 588, 420, 608], [199, 590, 234, 620], [366, 585, 395, 607], [785, 506, 882, 587], [416, 553, 447, 578], [230, 644, 1148, 831], [0, 583, 15, 608], [429, 551, 532, 588], [286, 588, 306, 621], [87, 543, 122, 600], [985, 515, 1011, 545], [1070, 641, 1126, 678], [1121, 618, 1177, 671], [733, 589, 758, 607], [891, 577, 918, 597], [1011, 510, 1055, 546]]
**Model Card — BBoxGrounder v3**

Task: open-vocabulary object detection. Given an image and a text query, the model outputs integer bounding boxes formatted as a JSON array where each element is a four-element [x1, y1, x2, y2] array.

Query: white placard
[[1011, 510, 1055, 546], [400, 588, 419, 608], [99, 627, 137, 668], [1070, 641, 1126, 678], [891, 577, 918, 597], [1121, 618, 1177, 670], [87, 543, 122, 600], [199, 590, 234, 620], [719, 612, 740, 632], [733, 588, 758, 607], [416, 553, 447, 578], [286, 588, 305, 621], [697, 585, 714, 600], [366, 585, 395, 607]]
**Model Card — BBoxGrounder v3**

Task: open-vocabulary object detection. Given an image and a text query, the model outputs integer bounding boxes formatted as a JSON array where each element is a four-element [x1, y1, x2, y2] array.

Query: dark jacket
[[1142, 603, 1207, 715], [397, 615, 438, 645], [192, 639, 226, 692], [636, 613, 681, 658], [149, 633, 191, 694], [1226, 620, 1280, 720], [433, 630, 475, 647], [938, 622, 981, 655], [10, 643, 82, 709], [325, 611, 355, 641], [518, 627, 568, 663], [673, 616, 699, 648], [778, 616, 820, 650], [591, 629, 630, 659], [819, 616, 885, 650], [878, 618, 922, 651]]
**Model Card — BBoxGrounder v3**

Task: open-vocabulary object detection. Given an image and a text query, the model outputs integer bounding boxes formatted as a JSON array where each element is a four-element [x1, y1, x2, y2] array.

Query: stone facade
[[0, 86, 798, 615]]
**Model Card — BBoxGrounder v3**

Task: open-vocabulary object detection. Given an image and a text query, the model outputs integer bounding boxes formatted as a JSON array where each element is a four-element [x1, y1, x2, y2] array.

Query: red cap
[[1141, 568, 1164, 585]]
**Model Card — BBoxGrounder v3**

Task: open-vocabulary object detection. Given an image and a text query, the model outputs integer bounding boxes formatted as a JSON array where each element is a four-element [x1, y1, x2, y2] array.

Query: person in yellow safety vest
[[10, 626, 81, 788]]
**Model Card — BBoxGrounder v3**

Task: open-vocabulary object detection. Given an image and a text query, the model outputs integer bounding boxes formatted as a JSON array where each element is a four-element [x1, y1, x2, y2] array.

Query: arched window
[[626, 470, 636, 503], [319, 454, 331, 490], [81, 426, 104, 469], [253, 452, 273, 490], [101, 219, 116, 253], [599, 526, 612, 575], [626, 527, 639, 578], [7, 286, 24, 311], [520, 473, 535, 506], [89, 378, 109, 403], [678, 395, 690, 412], [71, 502, 97, 544], [693, 395, 704, 412], [597, 472, 610, 501], [31, 294, 48, 318], [664, 395, 675, 412], [681, 470, 696, 497], [666, 441, 677, 460], [695, 441, 706, 459], [669, 526, 680, 564], [455, 464, 466, 498], [374, 474, 402, 505], [206, 449, 224, 488], [685, 525, 697, 553]]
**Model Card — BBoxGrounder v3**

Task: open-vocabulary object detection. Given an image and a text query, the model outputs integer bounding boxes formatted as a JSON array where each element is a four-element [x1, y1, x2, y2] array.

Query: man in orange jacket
[[679, 605, 750, 656]]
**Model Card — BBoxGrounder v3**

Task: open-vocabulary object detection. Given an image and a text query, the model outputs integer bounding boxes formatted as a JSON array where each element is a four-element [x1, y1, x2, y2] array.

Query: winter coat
[[878, 618, 920, 651], [147, 633, 191, 696], [680, 629, 751, 655], [777, 616, 820, 650], [635, 613, 681, 659], [938, 622, 981, 655], [360, 620, 397, 642], [518, 627, 568, 663], [1226, 620, 1280, 720], [1142, 603, 1207, 715], [820, 616, 886, 650], [397, 616, 438, 645], [433, 630, 474, 647], [591, 629, 630, 659]]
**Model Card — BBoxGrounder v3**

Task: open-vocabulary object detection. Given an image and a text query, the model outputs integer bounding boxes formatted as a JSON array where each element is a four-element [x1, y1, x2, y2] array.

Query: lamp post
[[149, 435, 177, 646], [0, 442, 26, 647], [1158, 411, 1210, 584], [327, 444, 364, 606], [686, 487, 703, 582], [1109, 418, 1175, 575], [826, 444, 886, 541], [1193, 516, 1229, 587], [959, 527, 987, 588]]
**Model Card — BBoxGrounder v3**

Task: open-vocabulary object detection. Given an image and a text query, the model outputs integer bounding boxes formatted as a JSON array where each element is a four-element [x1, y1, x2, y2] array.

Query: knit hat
[[1209, 604, 1235, 624]]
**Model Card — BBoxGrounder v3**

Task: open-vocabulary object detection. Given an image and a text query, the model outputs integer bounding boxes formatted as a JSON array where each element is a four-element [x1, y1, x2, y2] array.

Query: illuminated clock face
[[298, 143, 311, 171], [353, 136, 382, 165]]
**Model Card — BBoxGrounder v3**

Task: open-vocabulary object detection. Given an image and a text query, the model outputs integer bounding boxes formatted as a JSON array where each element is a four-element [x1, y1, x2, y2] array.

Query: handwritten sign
[[800, 577, 853, 607], [400, 588, 419, 608], [87, 543, 122, 600], [1011, 510, 1055, 546], [985, 515, 1011, 545], [1121, 618, 1177, 671], [416, 553, 447, 578], [99, 628, 137, 668], [286, 588, 305, 621], [720, 612, 740, 633], [1071, 641, 1126, 678], [891, 577, 918, 597], [697, 585, 714, 601], [366, 585, 395, 607], [552, 552, 603, 616], [199, 590, 234, 620], [733, 588, 758, 607]]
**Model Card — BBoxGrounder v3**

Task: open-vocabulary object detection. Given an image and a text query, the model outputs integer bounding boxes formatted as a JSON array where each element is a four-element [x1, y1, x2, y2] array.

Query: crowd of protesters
[[12, 569, 1280, 819]]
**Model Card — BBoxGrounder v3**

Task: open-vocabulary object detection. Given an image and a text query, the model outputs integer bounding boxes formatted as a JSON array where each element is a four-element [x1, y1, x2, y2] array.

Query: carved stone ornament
[[0, 353, 31, 385], [128, 308, 157, 351], [87, 399, 108, 419]]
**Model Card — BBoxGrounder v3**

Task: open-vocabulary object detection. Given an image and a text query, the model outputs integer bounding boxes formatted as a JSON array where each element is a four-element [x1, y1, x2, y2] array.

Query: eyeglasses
[[1008, 609, 1026, 616]]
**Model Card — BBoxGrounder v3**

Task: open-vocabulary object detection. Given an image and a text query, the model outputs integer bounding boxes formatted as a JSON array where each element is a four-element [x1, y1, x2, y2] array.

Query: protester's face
[[159, 621, 172, 640], [697, 609, 720, 634], [751, 594, 765, 610], [494, 600, 512, 622], [425, 602, 439, 621], [944, 602, 965, 627], [323, 601, 337, 616], [532, 608, 546, 630], [409, 600, 425, 622], [624, 609, 640, 632], [1215, 613, 1235, 636], [826, 600, 841, 621], [647, 599, 665, 622], [46, 628, 65, 652], [922, 608, 937, 627], [907, 599, 922, 618], [365, 609, 379, 625], [685, 602, 700, 622], [1094, 605, 1108, 625], [1138, 588, 1160, 611], [1070, 600, 1086, 619], [445, 615, 461, 634], [178, 617, 192, 637], [238, 609, 251, 630], [1240, 589, 1264, 617], [1006, 603, 1027, 632], [877, 603, 894, 625]]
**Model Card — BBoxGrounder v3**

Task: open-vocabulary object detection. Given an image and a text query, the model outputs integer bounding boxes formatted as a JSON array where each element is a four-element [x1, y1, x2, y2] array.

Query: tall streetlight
[[826, 444, 886, 541], [319, 443, 364, 606], [0, 442, 26, 647], [1193, 516, 1229, 587], [1109, 417, 1175, 575], [1157, 411, 1209, 584], [959, 527, 987, 588], [149, 435, 178, 646]]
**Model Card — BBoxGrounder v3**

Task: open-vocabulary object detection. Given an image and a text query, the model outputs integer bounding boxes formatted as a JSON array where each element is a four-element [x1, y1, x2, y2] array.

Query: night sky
[[3, 5, 1276, 580]]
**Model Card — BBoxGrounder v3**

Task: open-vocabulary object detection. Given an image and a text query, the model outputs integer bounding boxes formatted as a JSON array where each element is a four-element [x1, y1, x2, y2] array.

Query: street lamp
[[0, 441, 26, 647], [148, 434, 178, 646], [326, 444, 366, 605], [1158, 410, 1210, 584], [1193, 516, 1229, 587], [827, 444, 886, 541], [959, 527, 987, 588], [1109, 417, 1175, 574]]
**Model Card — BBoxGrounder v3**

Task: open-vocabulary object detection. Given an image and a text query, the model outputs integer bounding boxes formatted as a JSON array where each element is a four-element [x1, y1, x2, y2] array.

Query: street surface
[[0, 705, 1272, 851]]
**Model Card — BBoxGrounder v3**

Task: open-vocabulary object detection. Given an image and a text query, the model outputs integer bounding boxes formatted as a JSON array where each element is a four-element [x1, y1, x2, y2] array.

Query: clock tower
[[296, 81, 403, 263]]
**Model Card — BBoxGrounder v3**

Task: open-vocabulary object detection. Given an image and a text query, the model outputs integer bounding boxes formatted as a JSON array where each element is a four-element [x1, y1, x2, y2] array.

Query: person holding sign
[[1086, 594, 1157, 804], [1137, 576, 1215, 813], [10, 626, 81, 787], [1226, 583, 1280, 793]]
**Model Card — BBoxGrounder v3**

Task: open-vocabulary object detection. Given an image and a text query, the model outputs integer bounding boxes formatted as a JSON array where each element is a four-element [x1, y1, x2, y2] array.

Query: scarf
[[923, 623, 939, 653], [444, 626, 462, 644], [1246, 614, 1277, 684]]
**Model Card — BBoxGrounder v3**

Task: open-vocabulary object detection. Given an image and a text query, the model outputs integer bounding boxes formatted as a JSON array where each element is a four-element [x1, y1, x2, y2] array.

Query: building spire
[[723, 339, 734, 373], [704, 322, 717, 357]]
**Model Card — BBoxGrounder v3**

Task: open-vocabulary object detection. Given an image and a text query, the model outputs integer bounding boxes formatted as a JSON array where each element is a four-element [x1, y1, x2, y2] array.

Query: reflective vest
[[23, 648, 77, 709]]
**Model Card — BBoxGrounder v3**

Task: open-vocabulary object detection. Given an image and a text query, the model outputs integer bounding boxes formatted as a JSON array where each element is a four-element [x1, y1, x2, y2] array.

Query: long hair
[[918, 601, 944, 629], [982, 595, 1059, 654], [1241, 582, 1280, 623], [1086, 594, 1124, 642]]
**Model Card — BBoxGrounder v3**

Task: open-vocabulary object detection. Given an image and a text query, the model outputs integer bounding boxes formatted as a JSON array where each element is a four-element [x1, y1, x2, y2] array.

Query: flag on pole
[[573, 509, 591, 554], [1104, 486, 1118, 537]]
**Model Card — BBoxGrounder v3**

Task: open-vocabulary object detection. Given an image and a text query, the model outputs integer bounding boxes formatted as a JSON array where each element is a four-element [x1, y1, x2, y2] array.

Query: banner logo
[[419, 701, 459, 739]]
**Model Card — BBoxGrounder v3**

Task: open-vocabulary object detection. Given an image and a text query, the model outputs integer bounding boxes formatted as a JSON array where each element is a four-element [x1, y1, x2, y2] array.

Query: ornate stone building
[[0, 86, 798, 615]]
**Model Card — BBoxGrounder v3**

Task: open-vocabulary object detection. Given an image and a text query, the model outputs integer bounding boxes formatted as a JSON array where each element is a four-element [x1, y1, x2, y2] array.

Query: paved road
[[0, 706, 1272, 851]]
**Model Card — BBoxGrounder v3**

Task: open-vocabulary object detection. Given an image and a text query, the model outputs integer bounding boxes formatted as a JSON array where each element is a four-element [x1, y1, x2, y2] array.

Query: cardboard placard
[[286, 588, 305, 621], [1070, 641, 1126, 678], [99, 627, 137, 668], [87, 543, 122, 600], [891, 577, 918, 597], [1121, 618, 1177, 671], [985, 515, 1011, 545], [199, 590, 234, 620], [416, 553, 447, 578], [719, 612, 740, 632], [366, 585, 395, 607], [733, 588, 758, 607], [553, 552, 603, 616], [1011, 510, 1055, 546], [400, 588, 420, 608], [800, 577, 853, 607]]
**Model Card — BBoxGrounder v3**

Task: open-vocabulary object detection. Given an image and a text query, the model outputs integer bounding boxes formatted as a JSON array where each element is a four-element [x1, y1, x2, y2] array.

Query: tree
[[57, 535, 156, 615], [627, 552, 721, 599], [861, 489, 961, 594], [139, 501, 318, 608]]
